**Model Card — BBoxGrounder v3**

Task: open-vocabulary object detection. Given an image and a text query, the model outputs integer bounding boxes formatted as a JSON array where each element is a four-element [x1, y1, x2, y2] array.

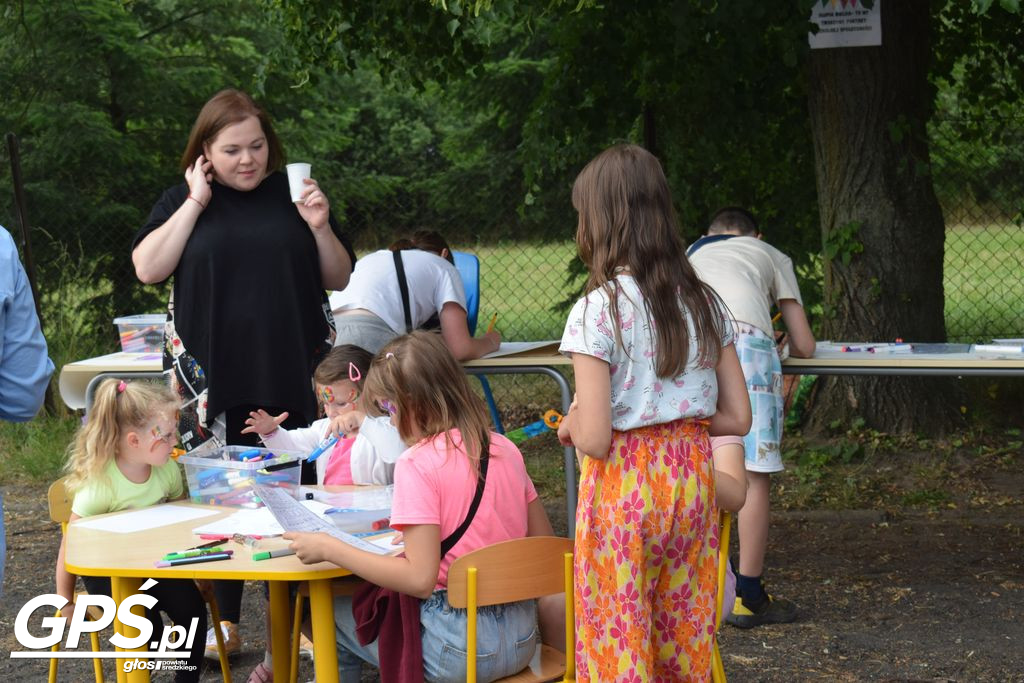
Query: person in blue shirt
[[1, 224, 55, 592]]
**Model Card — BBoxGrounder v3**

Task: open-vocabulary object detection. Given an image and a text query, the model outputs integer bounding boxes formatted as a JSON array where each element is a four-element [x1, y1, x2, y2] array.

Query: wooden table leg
[[268, 581, 292, 682], [309, 578, 340, 683], [110, 577, 150, 683]]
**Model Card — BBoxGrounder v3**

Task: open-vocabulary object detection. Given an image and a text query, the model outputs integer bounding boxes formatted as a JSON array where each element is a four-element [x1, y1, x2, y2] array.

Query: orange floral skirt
[[574, 419, 717, 682]]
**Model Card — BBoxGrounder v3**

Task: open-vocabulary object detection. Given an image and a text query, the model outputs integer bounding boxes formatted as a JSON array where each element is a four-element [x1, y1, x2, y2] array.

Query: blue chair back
[[450, 250, 503, 433], [452, 250, 481, 335]]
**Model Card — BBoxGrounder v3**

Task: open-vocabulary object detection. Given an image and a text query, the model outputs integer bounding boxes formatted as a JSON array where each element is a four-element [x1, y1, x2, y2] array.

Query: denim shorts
[[334, 590, 539, 683]]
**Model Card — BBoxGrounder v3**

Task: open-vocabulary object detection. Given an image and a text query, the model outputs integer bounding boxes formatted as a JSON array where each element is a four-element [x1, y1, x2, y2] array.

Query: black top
[[133, 171, 356, 424]]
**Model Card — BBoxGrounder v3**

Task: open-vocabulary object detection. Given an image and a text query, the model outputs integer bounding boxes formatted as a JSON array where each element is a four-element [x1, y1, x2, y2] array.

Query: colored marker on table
[[868, 343, 913, 354], [307, 434, 339, 463], [253, 548, 297, 561], [155, 552, 233, 568], [163, 547, 227, 561]]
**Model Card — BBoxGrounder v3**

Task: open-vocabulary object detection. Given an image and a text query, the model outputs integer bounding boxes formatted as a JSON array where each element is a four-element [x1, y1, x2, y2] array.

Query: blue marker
[[307, 434, 339, 462]]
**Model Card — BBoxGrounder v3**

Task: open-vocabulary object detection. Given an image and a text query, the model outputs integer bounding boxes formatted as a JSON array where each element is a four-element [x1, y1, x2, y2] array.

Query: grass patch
[[0, 415, 77, 485], [944, 224, 1024, 342]]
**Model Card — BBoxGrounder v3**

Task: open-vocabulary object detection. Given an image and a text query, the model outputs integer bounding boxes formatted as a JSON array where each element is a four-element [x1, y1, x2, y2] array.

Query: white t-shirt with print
[[559, 275, 733, 431], [329, 249, 466, 334]]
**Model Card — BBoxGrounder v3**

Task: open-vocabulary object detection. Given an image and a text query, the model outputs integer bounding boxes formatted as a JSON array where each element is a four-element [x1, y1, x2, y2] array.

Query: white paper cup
[[286, 162, 312, 202]]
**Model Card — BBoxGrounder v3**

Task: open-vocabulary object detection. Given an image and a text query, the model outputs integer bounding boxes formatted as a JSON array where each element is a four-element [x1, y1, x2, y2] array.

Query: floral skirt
[[574, 419, 717, 682]]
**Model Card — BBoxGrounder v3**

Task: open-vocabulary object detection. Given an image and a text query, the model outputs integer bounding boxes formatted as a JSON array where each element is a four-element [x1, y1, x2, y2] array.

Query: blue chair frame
[[452, 251, 504, 433]]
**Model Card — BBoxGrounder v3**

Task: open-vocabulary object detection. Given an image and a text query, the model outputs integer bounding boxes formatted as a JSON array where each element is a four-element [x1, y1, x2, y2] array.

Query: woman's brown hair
[[573, 144, 725, 377], [179, 89, 285, 173], [363, 331, 491, 474]]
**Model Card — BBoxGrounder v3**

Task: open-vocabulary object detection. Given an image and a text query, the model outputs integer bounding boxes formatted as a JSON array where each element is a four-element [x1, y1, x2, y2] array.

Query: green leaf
[[447, 18, 460, 36], [999, 0, 1020, 11]]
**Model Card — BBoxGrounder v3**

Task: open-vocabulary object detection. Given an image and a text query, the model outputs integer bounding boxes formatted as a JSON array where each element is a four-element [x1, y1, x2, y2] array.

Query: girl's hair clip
[[385, 352, 395, 359], [117, 380, 128, 393], [348, 362, 362, 384]]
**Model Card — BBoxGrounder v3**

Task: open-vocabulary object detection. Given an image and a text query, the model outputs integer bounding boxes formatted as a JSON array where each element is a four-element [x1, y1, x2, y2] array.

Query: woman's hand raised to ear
[[184, 155, 213, 208], [295, 177, 330, 232]]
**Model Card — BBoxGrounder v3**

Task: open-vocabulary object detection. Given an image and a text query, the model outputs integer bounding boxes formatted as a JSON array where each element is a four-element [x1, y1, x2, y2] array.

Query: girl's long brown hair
[[573, 144, 725, 377], [363, 331, 491, 475], [64, 379, 179, 493]]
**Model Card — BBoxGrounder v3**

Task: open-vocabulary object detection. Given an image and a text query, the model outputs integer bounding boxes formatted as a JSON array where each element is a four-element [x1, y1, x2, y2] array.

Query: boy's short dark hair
[[708, 207, 759, 236]]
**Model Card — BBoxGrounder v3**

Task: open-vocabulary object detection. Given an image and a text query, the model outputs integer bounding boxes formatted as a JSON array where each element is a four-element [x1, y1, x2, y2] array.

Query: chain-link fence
[[1, 114, 1021, 419], [931, 114, 1024, 342]]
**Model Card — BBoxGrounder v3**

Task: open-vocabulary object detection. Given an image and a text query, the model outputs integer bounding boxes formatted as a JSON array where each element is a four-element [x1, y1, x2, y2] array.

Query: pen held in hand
[[307, 434, 339, 463], [486, 312, 498, 333]]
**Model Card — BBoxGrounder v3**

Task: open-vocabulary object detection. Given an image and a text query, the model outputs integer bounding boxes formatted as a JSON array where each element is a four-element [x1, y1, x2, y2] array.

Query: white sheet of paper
[[481, 340, 559, 359], [367, 533, 403, 554], [301, 486, 394, 511], [75, 504, 219, 533], [254, 484, 393, 555], [191, 501, 335, 537]]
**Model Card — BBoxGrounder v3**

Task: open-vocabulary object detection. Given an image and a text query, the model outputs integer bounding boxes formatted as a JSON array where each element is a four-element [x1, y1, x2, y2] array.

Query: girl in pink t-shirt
[[286, 331, 554, 683]]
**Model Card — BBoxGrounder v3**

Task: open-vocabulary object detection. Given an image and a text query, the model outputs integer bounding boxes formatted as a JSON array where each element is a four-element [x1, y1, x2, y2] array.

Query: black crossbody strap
[[440, 446, 490, 557], [393, 250, 413, 333]]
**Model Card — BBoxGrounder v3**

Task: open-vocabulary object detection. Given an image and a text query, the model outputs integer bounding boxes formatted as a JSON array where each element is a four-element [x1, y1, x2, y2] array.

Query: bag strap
[[392, 250, 413, 333], [440, 446, 490, 557]]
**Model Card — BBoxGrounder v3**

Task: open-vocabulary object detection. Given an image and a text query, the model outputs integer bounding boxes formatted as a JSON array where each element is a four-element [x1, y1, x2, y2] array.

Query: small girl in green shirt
[[55, 378, 206, 683]]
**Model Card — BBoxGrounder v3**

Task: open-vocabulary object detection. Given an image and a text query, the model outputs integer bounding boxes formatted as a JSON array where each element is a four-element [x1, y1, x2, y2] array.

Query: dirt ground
[[1, 443, 1022, 683]]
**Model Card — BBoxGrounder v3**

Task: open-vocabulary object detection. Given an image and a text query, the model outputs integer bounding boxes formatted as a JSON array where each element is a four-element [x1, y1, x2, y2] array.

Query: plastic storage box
[[114, 314, 166, 353], [178, 446, 304, 508]]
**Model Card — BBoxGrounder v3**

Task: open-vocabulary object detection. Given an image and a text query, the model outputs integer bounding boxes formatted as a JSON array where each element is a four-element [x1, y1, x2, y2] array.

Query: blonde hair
[[363, 331, 491, 474], [64, 379, 179, 492], [573, 144, 725, 376]]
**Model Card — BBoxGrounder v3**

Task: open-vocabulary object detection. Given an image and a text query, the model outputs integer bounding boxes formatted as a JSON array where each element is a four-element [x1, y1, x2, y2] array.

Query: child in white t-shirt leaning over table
[[688, 206, 816, 628], [243, 344, 406, 486]]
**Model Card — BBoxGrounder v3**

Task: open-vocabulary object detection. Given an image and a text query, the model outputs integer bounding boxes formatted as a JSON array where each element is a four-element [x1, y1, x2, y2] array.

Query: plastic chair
[[46, 478, 105, 683], [452, 250, 505, 433], [47, 477, 233, 683], [447, 536, 575, 683], [712, 510, 732, 683]]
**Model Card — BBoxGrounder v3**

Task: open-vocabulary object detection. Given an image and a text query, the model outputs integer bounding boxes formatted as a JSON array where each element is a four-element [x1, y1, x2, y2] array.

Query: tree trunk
[[805, 0, 963, 434]]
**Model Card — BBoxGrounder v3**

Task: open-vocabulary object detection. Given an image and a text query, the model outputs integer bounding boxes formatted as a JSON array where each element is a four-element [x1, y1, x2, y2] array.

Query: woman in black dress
[[132, 88, 355, 664]]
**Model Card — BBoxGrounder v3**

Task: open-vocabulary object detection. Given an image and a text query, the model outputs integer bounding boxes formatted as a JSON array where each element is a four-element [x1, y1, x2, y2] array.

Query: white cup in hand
[[286, 163, 312, 203]]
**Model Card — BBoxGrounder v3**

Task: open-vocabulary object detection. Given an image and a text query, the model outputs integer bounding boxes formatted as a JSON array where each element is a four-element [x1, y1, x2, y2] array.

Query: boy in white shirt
[[688, 207, 815, 628]]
